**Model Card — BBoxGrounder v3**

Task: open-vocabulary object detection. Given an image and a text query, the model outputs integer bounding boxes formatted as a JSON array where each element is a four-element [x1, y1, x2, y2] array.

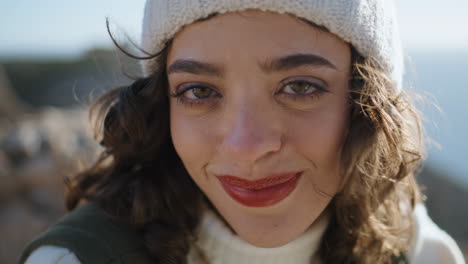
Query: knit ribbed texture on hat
[[141, 0, 403, 91]]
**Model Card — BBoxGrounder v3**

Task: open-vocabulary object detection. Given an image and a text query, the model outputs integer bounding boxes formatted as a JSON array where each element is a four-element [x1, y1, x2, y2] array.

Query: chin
[[200, 169, 333, 248]]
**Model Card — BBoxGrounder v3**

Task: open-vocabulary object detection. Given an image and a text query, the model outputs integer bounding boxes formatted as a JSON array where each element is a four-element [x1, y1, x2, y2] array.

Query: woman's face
[[168, 10, 351, 247]]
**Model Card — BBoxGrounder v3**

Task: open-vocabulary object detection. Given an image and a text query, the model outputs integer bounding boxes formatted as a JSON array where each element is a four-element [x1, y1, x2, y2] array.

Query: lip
[[217, 172, 302, 207]]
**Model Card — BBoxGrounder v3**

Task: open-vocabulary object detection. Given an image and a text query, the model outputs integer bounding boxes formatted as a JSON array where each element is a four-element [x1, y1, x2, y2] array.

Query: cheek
[[287, 98, 349, 193], [170, 107, 214, 182]]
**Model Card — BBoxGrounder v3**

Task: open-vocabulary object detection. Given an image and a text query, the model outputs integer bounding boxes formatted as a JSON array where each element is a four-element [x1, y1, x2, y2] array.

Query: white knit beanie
[[140, 0, 404, 91]]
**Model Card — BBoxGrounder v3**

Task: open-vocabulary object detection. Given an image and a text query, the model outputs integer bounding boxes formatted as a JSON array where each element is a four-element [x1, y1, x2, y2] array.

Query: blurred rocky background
[[0, 49, 136, 263], [0, 49, 467, 263]]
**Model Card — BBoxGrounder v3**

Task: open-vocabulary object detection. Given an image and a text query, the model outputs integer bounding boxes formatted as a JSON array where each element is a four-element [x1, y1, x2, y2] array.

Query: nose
[[218, 100, 282, 164]]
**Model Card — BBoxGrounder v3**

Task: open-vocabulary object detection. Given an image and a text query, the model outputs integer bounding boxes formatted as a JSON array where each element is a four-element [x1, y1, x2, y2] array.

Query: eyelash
[[169, 79, 328, 107], [277, 79, 328, 101], [169, 83, 220, 107]]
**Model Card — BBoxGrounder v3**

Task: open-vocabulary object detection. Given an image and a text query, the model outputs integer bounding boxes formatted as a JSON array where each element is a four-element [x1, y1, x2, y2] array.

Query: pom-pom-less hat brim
[[141, 0, 403, 91]]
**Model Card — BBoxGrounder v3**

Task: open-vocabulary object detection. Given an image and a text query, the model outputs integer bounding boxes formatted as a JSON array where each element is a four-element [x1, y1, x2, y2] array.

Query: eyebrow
[[167, 59, 223, 77], [263, 53, 337, 72], [167, 53, 337, 77]]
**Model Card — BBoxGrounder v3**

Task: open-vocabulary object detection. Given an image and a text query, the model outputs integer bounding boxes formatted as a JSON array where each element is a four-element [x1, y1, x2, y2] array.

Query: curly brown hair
[[318, 49, 424, 263], [65, 35, 424, 263]]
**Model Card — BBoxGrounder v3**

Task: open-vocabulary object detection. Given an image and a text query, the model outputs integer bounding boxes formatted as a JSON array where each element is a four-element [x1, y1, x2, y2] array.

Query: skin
[[167, 10, 351, 248]]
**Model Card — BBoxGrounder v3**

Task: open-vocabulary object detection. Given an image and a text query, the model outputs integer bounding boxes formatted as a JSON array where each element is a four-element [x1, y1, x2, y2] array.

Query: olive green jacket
[[19, 203, 153, 264]]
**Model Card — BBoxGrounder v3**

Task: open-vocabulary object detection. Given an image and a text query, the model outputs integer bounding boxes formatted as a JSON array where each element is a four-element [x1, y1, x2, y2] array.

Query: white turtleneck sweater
[[24, 204, 466, 264], [186, 209, 328, 264]]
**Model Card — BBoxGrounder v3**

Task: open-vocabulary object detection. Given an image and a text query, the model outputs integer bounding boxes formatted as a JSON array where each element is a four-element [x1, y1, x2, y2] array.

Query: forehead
[[167, 10, 350, 72]]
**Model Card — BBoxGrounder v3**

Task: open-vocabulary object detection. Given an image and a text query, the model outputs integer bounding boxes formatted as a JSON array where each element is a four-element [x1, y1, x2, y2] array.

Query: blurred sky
[[0, 0, 467, 58]]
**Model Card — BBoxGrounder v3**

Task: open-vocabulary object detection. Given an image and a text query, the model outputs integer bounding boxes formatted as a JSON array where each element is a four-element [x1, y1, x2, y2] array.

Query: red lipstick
[[217, 172, 302, 207]]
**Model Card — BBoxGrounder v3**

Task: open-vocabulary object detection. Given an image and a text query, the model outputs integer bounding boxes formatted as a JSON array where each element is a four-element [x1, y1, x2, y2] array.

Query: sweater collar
[[188, 209, 329, 264]]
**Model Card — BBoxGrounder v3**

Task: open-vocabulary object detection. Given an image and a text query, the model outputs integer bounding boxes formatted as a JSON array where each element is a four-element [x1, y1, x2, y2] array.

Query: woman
[[20, 0, 465, 263]]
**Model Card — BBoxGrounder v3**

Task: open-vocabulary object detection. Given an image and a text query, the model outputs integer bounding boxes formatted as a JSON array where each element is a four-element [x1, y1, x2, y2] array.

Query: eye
[[169, 82, 220, 106], [282, 80, 318, 95], [184, 86, 216, 99], [277, 77, 328, 102]]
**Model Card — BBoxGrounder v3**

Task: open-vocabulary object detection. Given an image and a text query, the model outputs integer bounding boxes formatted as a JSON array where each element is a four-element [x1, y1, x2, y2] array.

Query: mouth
[[217, 172, 303, 207]]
